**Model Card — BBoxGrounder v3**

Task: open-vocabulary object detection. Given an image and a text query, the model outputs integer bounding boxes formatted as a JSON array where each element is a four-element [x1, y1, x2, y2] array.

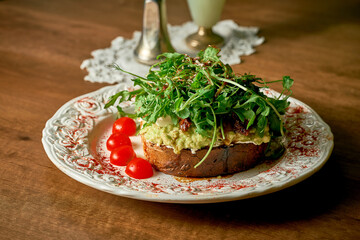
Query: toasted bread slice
[[142, 135, 267, 177]]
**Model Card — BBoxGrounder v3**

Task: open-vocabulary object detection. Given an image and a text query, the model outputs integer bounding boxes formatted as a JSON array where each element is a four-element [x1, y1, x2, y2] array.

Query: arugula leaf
[[199, 46, 221, 63], [177, 108, 190, 119], [282, 76, 294, 90], [104, 88, 142, 109], [174, 97, 183, 111]]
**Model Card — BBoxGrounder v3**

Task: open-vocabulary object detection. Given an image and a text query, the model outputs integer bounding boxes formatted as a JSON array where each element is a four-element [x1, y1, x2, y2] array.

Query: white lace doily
[[80, 20, 265, 84]]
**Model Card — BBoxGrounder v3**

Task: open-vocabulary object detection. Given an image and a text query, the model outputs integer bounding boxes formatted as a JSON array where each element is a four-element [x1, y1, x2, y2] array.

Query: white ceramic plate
[[42, 84, 334, 203]]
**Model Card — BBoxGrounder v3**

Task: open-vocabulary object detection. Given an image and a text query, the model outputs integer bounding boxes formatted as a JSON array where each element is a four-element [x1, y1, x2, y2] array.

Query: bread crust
[[142, 135, 267, 177]]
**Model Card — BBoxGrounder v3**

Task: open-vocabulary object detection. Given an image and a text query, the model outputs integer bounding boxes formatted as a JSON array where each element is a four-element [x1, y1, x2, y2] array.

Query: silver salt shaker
[[134, 0, 175, 65]]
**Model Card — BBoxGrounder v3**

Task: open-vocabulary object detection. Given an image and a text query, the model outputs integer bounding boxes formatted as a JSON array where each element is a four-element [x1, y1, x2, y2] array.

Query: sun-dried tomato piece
[[234, 119, 249, 136], [179, 118, 191, 132]]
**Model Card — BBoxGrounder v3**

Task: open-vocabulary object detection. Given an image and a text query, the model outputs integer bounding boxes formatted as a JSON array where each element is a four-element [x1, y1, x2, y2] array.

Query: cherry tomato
[[125, 158, 153, 179], [110, 145, 136, 166], [106, 132, 131, 151], [112, 117, 137, 136]]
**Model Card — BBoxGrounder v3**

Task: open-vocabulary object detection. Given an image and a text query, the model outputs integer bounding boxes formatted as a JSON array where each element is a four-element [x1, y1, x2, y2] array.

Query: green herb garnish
[[105, 46, 293, 167]]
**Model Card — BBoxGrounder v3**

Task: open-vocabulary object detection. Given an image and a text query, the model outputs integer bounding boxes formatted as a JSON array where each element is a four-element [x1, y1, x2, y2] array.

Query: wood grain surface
[[0, 0, 359, 239]]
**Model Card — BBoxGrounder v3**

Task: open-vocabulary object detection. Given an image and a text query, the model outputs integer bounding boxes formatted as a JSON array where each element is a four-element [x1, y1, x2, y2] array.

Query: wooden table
[[1, 0, 359, 239]]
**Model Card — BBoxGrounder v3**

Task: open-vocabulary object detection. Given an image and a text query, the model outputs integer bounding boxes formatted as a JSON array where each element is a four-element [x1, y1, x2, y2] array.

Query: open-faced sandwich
[[105, 46, 293, 178]]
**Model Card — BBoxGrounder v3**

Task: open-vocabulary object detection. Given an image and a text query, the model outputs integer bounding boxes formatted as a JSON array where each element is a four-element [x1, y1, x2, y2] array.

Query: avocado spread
[[140, 123, 271, 154]]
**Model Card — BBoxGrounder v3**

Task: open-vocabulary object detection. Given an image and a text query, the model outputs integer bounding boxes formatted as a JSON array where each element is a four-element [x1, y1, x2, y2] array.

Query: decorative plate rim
[[42, 84, 334, 203]]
